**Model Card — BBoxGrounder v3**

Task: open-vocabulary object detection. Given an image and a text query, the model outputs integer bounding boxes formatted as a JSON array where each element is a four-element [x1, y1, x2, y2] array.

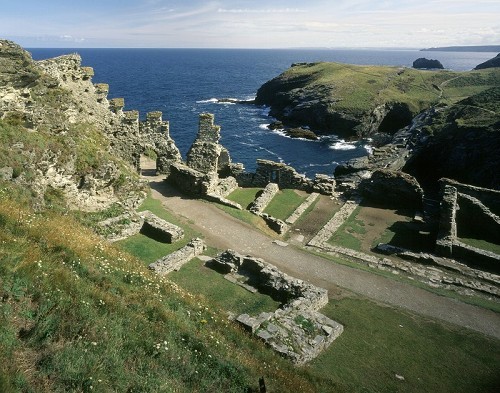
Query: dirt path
[[145, 174, 500, 339]]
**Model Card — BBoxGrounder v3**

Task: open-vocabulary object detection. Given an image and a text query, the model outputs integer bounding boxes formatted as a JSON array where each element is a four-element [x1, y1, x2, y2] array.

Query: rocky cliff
[[0, 40, 181, 211], [255, 61, 499, 139], [403, 87, 500, 192], [475, 53, 500, 70]]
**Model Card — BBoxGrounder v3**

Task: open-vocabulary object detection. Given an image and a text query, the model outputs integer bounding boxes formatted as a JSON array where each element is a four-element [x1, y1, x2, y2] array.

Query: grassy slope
[[0, 184, 318, 393], [279, 62, 500, 115], [2, 182, 500, 392]]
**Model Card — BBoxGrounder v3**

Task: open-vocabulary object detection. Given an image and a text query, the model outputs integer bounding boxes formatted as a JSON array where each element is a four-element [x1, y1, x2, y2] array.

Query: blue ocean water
[[29, 48, 493, 176]]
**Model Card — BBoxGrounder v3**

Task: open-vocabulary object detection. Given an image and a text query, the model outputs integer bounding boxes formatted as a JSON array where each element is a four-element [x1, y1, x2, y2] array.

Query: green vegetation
[[169, 258, 281, 316], [0, 184, 317, 393], [117, 194, 201, 264], [281, 62, 499, 114], [310, 297, 500, 393], [226, 187, 262, 209], [263, 189, 307, 220], [3, 179, 499, 392], [460, 238, 500, 255], [327, 207, 366, 251]]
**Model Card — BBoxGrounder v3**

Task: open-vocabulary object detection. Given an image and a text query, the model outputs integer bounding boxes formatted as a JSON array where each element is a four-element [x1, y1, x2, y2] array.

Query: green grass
[[327, 207, 365, 251], [117, 193, 201, 264], [263, 189, 307, 220], [278, 63, 500, 118], [169, 258, 281, 316], [226, 187, 262, 209], [310, 297, 500, 393], [373, 218, 435, 252], [459, 238, 500, 255], [0, 185, 318, 393]]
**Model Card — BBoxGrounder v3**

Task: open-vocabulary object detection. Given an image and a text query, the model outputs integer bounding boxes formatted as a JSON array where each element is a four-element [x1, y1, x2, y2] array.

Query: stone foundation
[[149, 238, 206, 275], [234, 159, 336, 196], [207, 250, 343, 364], [436, 179, 500, 271], [139, 210, 184, 243]]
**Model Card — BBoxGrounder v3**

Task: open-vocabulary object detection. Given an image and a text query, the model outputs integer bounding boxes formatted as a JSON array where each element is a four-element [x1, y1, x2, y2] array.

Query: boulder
[[412, 58, 444, 69]]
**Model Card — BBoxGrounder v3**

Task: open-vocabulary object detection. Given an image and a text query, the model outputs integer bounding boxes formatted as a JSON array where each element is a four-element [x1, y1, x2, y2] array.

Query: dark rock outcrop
[[412, 58, 444, 69], [359, 169, 423, 209], [404, 87, 500, 192], [474, 53, 500, 70]]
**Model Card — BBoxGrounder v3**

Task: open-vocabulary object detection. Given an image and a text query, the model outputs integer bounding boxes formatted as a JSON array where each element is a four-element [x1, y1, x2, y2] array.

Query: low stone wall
[[98, 210, 183, 243], [308, 199, 360, 247], [208, 250, 342, 364], [139, 210, 184, 243], [318, 243, 500, 298], [249, 182, 279, 214], [456, 193, 500, 244], [259, 213, 289, 234], [97, 212, 144, 242], [441, 178, 500, 216], [149, 238, 206, 276], [436, 180, 500, 271], [286, 192, 319, 225]]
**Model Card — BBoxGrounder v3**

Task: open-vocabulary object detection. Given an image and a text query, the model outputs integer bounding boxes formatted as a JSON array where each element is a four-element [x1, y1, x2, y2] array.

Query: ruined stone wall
[[209, 250, 342, 364], [168, 163, 206, 195], [233, 159, 335, 196], [441, 178, 500, 216], [149, 238, 206, 275], [196, 112, 221, 143], [436, 180, 500, 270], [456, 193, 500, 244]]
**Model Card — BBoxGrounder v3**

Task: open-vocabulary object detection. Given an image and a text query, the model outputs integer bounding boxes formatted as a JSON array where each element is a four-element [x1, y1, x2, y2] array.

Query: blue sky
[[2, 0, 499, 48]]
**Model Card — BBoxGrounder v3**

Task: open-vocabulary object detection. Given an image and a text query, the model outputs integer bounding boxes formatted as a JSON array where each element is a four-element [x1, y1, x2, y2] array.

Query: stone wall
[[139, 210, 184, 243], [436, 180, 500, 271], [249, 182, 279, 214], [168, 163, 206, 195], [208, 250, 342, 364], [149, 238, 206, 275], [233, 159, 335, 196]]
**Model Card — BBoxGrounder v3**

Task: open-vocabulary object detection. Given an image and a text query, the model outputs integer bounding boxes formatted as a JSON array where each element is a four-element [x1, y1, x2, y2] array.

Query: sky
[[2, 0, 499, 48]]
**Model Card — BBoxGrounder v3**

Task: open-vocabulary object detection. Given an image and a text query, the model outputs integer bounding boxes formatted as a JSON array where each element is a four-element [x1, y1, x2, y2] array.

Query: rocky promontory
[[255, 61, 498, 140], [475, 53, 500, 70]]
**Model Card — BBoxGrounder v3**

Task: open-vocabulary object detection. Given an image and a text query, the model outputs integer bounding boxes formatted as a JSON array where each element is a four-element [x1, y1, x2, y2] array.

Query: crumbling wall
[[436, 180, 500, 271], [139, 210, 184, 243], [208, 250, 342, 364], [149, 238, 206, 275], [186, 113, 225, 174], [233, 159, 335, 196]]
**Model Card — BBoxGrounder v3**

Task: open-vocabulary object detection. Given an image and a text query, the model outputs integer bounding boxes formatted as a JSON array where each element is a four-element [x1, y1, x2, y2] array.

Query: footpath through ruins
[[143, 170, 500, 340]]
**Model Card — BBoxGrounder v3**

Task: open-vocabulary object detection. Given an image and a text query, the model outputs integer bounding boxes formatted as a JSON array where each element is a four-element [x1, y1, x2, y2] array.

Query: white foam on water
[[329, 140, 357, 150], [196, 98, 219, 104]]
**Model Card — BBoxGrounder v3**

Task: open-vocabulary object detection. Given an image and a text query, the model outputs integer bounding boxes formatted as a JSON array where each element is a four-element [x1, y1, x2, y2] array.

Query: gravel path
[[148, 177, 500, 339]]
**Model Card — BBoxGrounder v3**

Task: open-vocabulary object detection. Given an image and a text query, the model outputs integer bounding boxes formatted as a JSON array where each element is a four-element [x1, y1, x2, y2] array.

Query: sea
[[29, 48, 493, 177]]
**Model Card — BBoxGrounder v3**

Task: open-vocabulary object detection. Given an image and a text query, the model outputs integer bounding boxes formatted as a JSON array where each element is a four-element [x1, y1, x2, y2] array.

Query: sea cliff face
[[255, 61, 499, 140]]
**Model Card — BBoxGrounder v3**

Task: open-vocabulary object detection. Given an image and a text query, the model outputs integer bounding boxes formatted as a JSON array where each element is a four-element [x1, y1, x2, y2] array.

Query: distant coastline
[[421, 45, 500, 52]]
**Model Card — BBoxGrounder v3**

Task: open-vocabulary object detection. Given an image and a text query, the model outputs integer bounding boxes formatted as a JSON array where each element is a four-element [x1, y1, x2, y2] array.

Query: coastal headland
[[1, 39, 499, 392]]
